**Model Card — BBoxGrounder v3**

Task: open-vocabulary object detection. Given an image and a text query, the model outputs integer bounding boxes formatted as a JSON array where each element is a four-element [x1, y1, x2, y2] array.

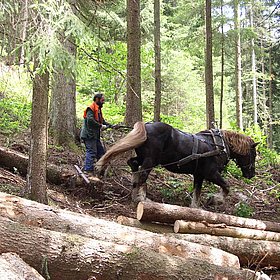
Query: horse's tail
[[96, 121, 147, 173]]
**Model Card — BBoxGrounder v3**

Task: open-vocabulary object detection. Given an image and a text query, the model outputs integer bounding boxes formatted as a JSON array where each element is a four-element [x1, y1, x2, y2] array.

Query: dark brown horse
[[96, 122, 258, 207]]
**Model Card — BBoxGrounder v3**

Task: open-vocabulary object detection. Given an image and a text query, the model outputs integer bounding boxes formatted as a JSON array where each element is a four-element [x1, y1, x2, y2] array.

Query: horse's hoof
[[207, 194, 225, 206]]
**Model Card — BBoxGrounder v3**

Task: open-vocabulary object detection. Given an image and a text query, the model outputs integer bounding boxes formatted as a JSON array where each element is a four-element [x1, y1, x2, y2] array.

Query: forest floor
[[0, 128, 280, 278]]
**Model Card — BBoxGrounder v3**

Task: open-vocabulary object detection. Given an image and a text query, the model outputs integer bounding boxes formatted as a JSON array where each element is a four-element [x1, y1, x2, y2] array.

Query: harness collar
[[196, 129, 230, 161]]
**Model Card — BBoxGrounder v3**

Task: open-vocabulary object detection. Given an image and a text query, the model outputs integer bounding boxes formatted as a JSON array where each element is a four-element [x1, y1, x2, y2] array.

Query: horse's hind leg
[[127, 157, 140, 172], [131, 157, 154, 203], [191, 176, 204, 208]]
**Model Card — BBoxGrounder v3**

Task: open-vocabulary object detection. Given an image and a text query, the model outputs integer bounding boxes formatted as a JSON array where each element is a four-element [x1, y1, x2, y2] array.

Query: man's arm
[[86, 110, 101, 128]]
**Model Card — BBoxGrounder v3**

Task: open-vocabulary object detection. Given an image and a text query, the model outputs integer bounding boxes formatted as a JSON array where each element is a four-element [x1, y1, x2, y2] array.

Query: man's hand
[[101, 124, 107, 130], [110, 124, 120, 129]]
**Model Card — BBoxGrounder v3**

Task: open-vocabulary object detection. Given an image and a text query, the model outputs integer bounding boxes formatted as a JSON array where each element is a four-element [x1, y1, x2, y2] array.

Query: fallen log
[[137, 201, 280, 232], [174, 220, 280, 241], [0, 192, 239, 268], [0, 252, 45, 280], [117, 215, 173, 233], [0, 216, 261, 280], [173, 234, 280, 268], [116, 216, 280, 268], [0, 146, 72, 185]]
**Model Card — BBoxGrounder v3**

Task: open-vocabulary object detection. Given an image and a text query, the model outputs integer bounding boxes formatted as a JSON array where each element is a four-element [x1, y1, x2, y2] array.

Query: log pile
[[0, 192, 267, 280], [0, 252, 45, 280], [132, 201, 280, 269]]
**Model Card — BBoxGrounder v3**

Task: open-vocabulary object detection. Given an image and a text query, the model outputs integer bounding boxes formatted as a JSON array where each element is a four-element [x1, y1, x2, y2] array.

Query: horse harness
[[177, 129, 230, 168]]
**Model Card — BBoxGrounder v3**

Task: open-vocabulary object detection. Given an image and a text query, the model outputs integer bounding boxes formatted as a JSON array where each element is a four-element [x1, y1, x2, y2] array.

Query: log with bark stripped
[[0, 192, 239, 268], [174, 220, 280, 241], [137, 201, 280, 232], [0, 216, 261, 280], [0, 252, 45, 280], [116, 216, 280, 268], [173, 233, 280, 268], [117, 215, 173, 233]]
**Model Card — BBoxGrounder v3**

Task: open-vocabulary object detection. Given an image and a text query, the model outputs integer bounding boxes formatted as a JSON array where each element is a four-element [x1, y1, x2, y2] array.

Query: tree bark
[[0, 252, 45, 280], [250, 3, 258, 125], [0, 146, 73, 185], [174, 220, 280, 241], [0, 192, 239, 268], [173, 233, 280, 268], [153, 0, 162, 122], [137, 201, 280, 232], [117, 215, 173, 234], [19, 0, 28, 65], [205, 0, 215, 129], [125, 0, 142, 126], [0, 216, 257, 280], [234, 0, 243, 130], [26, 63, 49, 204], [219, 0, 224, 128], [49, 35, 77, 146], [268, 45, 273, 148]]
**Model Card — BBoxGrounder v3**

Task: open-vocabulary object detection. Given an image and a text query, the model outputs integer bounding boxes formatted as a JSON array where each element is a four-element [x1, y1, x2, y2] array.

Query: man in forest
[[80, 93, 113, 175]]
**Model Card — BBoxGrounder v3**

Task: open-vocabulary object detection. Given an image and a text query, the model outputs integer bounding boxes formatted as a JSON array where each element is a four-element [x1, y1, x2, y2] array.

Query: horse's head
[[234, 142, 258, 179], [223, 131, 259, 179]]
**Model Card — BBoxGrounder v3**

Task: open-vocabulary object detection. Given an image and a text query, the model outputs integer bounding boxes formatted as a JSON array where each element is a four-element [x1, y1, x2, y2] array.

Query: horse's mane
[[222, 130, 254, 155]]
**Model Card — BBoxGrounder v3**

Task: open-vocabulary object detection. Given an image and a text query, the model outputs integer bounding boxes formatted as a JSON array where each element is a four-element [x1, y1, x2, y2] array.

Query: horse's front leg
[[207, 171, 230, 206], [131, 157, 154, 204], [191, 176, 204, 208]]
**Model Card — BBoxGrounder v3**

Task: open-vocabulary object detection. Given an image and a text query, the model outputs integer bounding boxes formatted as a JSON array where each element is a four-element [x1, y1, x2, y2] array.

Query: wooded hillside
[[0, 0, 279, 279]]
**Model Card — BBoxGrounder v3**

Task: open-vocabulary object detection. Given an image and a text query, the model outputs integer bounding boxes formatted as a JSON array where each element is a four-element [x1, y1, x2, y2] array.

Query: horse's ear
[[251, 142, 260, 148]]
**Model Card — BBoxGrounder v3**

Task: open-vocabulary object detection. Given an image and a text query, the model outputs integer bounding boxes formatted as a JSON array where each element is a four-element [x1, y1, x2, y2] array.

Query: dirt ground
[[0, 129, 280, 278]]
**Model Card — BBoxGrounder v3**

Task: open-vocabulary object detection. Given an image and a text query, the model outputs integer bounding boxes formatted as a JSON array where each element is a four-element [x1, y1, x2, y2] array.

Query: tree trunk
[[19, 0, 28, 65], [205, 0, 215, 129], [234, 0, 243, 130], [117, 215, 173, 234], [250, 3, 258, 125], [174, 220, 280, 241], [125, 0, 142, 126], [0, 216, 257, 280], [49, 35, 77, 146], [268, 45, 273, 149], [0, 192, 240, 268], [0, 146, 73, 185], [219, 0, 224, 129], [137, 201, 280, 232], [153, 0, 162, 122], [173, 233, 280, 268], [26, 63, 49, 204], [0, 252, 45, 280]]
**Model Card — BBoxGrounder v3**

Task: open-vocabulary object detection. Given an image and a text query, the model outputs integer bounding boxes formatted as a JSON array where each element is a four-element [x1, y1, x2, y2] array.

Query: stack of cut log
[[117, 201, 280, 270], [0, 192, 271, 280]]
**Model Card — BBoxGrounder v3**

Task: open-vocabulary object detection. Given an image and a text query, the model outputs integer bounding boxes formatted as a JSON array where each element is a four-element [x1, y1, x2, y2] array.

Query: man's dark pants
[[83, 138, 105, 172]]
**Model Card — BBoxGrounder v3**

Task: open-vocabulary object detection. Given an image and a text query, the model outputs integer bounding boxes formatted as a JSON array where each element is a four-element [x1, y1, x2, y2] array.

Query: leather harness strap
[[177, 129, 229, 168]]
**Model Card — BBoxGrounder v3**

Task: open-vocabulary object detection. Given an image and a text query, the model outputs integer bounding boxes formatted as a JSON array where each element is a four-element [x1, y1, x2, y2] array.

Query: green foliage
[[0, 97, 31, 134], [225, 161, 242, 179], [159, 182, 191, 205], [77, 41, 127, 102], [160, 114, 185, 130], [245, 126, 280, 168], [234, 202, 254, 218], [0, 184, 21, 196], [270, 186, 280, 200], [0, 67, 31, 134]]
